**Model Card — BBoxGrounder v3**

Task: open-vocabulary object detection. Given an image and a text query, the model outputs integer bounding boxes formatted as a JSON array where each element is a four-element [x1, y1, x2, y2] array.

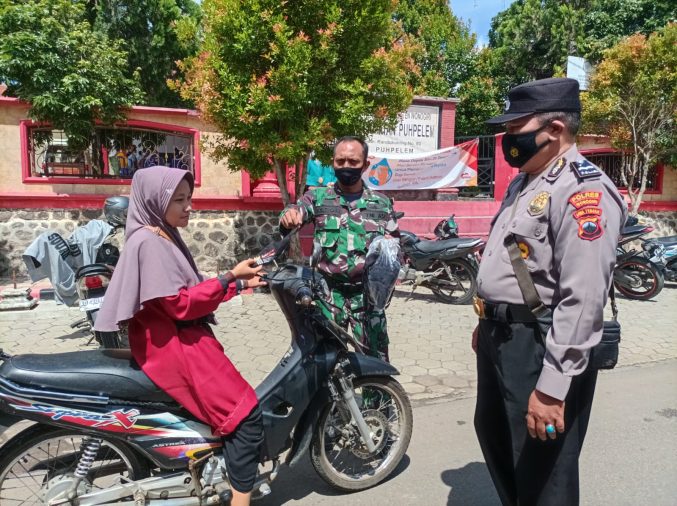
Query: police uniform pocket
[[503, 218, 550, 271]]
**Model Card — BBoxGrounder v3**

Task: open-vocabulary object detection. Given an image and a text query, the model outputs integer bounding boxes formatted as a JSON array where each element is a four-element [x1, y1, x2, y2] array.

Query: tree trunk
[[273, 157, 303, 261]]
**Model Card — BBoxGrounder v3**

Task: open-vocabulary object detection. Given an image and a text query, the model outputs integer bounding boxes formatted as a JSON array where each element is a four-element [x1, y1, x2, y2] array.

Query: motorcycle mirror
[[393, 211, 405, 220], [254, 230, 296, 266]]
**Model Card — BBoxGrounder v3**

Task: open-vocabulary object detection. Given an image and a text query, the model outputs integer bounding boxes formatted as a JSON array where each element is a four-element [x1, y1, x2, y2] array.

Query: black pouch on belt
[[505, 234, 620, 371]]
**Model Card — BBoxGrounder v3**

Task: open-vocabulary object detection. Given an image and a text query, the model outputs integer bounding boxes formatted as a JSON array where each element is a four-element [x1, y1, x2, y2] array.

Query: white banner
[[367, 104, 441, 155], [364, 139, 479, 190]]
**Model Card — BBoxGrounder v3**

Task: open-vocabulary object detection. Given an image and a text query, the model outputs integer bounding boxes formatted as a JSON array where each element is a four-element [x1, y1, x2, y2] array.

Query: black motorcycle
[[70, 196, 129, 348], [646, 235, 677, 283], [614, 217, 665, 300], [396, 212, 484, 304], [0, 234, 413, 504]]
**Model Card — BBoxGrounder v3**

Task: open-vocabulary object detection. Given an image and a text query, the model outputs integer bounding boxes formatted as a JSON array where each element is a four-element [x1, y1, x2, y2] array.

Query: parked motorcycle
[[648, 235, 677, 283], [396, 213, 484, 304], [613, 217, 665, 300], [0, 232, 413, 504], [22, 196, 128, 348], [71, 196, 129, 348]]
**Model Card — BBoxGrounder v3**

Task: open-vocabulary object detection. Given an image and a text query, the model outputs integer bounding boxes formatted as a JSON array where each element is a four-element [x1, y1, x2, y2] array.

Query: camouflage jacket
[[281, 186, 398, 282]]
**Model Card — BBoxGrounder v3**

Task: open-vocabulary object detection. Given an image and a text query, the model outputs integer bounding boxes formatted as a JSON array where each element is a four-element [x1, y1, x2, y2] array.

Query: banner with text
[[364, 139, 478, 190]]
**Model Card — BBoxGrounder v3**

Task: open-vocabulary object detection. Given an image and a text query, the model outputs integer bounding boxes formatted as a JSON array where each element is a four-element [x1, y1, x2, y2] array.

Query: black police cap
[[486, 77, 581, 125]]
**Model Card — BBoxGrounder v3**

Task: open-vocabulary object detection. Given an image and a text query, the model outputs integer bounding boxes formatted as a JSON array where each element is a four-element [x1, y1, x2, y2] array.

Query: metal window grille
[[455, 135, 495, 198], [28, 127, 195, 179], [583, 151, 660, 191]]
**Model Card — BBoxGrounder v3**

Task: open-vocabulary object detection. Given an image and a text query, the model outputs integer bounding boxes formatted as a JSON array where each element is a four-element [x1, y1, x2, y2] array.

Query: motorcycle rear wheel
[[429, 258, 477, 305], [614, 256, 665, 300], [0, 426, 148, 505], [310, 376, 413, 492]]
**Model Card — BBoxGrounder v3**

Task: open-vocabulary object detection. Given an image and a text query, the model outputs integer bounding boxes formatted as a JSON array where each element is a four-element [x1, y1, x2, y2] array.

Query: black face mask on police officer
[[333, 167, 364, 186], [502, 123, 552, 168]]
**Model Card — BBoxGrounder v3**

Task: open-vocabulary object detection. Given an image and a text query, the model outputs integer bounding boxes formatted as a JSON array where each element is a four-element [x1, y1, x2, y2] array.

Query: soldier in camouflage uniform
[[280, 137, 398, 361]]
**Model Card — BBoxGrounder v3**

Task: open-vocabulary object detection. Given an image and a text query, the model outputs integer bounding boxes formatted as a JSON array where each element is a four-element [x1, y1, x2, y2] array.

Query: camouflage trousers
[[318, 286, 389, 362]]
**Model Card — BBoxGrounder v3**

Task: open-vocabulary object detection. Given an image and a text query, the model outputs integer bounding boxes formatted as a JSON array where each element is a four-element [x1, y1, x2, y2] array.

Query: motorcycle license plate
[[79, 297, 104, 312]]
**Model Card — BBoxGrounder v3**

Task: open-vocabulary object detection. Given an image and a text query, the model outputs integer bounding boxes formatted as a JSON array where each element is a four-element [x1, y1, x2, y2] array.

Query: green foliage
[[394, 0, 476, 97], [0, 0, 143, 150], [453, 49, 503, 136], [488, 0, 586, 92], [180, 0, 416, 203], [582, 0, 676, 61], [582, 24, 677, 213], [86, 0, 202, 108], [487, 0, 675, 95]]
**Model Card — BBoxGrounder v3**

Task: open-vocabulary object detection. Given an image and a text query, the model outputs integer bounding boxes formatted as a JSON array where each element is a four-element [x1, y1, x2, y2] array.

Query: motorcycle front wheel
[[614, 256, 665, 300], [0, 426, 148, 505], [429, 258, 477, 305], [310, 376, 413, 492]]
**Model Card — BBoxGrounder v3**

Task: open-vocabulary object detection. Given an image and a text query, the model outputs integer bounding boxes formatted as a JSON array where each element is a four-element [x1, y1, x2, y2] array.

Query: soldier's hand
[[472, 325, 479, 353], [526, 390, 565, 441], [281, 208, 303, 229]]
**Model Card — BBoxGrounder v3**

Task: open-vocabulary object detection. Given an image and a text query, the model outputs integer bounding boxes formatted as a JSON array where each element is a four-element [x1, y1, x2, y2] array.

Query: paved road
[[0, 284, 675, 504], [1, 283, 676, 401], [255, 360, 677, 506]]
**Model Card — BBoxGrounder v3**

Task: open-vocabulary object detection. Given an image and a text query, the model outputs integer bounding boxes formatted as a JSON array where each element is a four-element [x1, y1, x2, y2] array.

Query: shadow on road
[[257, 453, 411, 505], [392, 287, 447, 304], [441, 461, 500, 506], [54, 329, 92, 342]]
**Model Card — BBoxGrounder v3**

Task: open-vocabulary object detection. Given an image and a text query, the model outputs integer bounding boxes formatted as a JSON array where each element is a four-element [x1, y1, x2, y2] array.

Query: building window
[[584, 151, 661, 191], [27, 125, 195, 180]]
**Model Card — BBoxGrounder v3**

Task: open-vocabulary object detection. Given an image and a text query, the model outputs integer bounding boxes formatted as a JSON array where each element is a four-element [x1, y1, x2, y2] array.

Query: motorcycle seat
[[413, 237, 482, 254], [620, 224, 649, 236], [654, 236, 677, 247], [76, 263, 113, 278], [0, 349, 174, 403]]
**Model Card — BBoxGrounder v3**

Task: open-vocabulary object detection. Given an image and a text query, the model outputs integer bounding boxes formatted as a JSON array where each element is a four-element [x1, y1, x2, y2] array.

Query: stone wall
[[638, 211, 677, 238], [0, 208, 282, 279]]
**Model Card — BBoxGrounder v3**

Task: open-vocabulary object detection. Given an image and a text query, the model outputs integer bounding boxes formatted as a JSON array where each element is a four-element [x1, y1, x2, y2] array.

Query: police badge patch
[[528, 192, 550, 216]]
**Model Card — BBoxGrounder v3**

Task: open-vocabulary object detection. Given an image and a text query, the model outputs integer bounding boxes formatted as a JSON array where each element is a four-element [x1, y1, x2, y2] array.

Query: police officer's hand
[[472, 325, 479, 353], [231, 258, 264, 280], [526, 390, 565, 441], [280, 208, 303, 229]]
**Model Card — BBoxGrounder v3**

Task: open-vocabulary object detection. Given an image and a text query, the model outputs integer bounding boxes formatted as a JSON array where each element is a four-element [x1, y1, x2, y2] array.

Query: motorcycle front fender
[[345, 352, 400, 378]]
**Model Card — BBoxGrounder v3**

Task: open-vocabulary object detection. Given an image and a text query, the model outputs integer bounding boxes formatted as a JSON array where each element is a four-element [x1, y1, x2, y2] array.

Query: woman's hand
[[231, 258, 264, 280], [243, 276, 267, 289]]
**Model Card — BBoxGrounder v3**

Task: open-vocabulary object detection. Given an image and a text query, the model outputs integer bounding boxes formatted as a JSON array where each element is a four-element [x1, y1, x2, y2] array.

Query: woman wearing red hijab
[[96, 167, 265, 506]]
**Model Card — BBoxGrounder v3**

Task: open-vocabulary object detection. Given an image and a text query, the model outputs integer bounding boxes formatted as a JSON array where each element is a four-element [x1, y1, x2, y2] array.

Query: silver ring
[[545, 424, 556, 434]]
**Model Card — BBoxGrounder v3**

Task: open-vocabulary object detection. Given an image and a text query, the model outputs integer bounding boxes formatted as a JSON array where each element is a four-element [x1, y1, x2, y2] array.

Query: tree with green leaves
[[86, 0, 202, 108], [394, 0, 476, 98], [488, 0, 586, 90], [394, 0, 502, 136], [582, 23, 677, 215], [0, 0, 143, 150], [179, 0, 416, 206]]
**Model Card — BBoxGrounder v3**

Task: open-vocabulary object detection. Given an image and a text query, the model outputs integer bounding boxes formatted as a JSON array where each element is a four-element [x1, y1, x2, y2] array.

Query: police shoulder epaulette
[[546, 157, 567, 180], [570, 159, 602, 180]]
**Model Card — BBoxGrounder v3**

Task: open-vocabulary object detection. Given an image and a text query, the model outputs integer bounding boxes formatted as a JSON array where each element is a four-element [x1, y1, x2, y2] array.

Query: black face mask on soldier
[[333, 167, 364, 186], [502, 123, 552, 168]]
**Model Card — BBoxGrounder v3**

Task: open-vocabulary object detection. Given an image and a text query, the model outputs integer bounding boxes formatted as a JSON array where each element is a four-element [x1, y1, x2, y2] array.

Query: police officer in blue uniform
[[473, 78, 627, 506]]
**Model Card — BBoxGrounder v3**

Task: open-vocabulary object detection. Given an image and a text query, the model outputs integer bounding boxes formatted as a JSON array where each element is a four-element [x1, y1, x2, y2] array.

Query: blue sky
[[450, 0, 517, 47]]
